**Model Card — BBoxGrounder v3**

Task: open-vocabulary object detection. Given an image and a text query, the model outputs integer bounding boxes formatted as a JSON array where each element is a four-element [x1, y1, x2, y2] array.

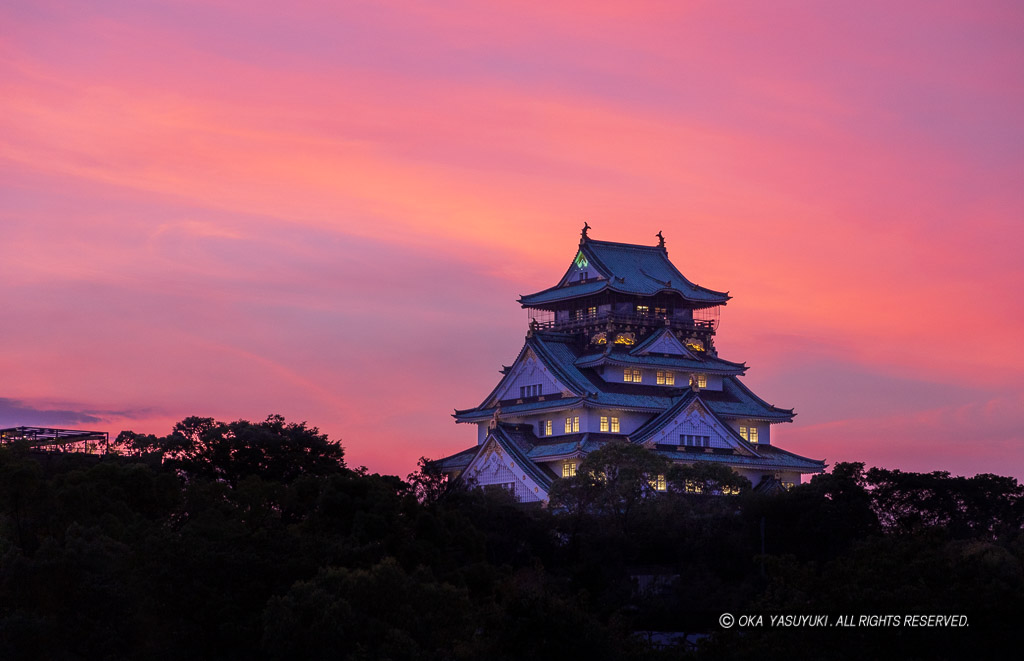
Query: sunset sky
[[2, 1, 1022, 479]]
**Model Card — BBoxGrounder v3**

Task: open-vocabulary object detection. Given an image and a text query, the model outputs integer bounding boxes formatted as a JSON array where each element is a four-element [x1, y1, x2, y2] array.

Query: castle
[[434, 226, 823, 502]]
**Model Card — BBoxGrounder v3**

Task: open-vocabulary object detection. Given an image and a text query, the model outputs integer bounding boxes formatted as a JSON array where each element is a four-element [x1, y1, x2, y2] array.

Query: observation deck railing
[[528, 311, 716, 333]]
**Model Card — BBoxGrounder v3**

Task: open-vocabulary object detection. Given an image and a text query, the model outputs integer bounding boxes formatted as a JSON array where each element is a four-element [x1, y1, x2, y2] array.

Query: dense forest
[[1, 414, 1022, 660]]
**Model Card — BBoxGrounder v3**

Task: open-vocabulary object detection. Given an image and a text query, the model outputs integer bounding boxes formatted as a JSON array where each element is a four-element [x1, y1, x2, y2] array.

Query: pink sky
[[2, 0, 1022, 479]]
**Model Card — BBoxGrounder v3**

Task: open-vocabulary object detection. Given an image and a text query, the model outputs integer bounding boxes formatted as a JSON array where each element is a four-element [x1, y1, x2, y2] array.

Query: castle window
[[739, 426, 748, 440], [690, 374, 707, 388], [623, 368, 642, 383], [587, 306, 597, 317], [565, 416, 579, 433], [519, 384, 541, 398], [749, 427, 759, 443], [636, 305, 649, 316], [740, 426, 758, 442], [656, 370, 675, 386], [650, 474, 667, 492], [681, 434, 710, 447], [600, 416, 609, 432], [611, 417, 620, 433], [654, 307, 667, 317], [684, 480, 704, 494], [542, 420, 552, 436], [563, 462, 577, 478]]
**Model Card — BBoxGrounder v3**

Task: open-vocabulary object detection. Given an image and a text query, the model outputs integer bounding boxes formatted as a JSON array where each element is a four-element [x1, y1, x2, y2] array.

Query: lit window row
[[599, 416, 620, 433], [563, 462, 577, 478], [656, 370, 675, 385], [623, 368, 642, 383], [649, 474, 667, 491], [540, 420, 553, 436], [739, 426, 759, 443], [565, 416, 579, 433], [519, 384, 541, 398], [571, 306, 599, 320]]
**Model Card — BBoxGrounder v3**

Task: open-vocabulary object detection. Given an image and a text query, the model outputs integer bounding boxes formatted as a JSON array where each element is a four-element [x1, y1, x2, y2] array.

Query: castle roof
[[455, 331, 791, 423], [520, 237, 730, 308], [574, 347, 747, 375]]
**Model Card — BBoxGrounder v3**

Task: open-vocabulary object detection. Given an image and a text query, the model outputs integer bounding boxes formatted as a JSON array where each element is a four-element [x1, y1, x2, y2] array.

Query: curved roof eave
[[519, 281, 730, 308]]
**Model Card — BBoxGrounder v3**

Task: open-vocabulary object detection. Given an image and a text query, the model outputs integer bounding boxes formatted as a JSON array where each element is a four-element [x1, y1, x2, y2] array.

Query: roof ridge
[[586, 238, 663, 250]]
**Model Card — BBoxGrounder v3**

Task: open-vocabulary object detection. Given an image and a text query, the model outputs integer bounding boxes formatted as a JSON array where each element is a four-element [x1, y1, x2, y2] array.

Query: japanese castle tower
[[435, 226, 823, 503]]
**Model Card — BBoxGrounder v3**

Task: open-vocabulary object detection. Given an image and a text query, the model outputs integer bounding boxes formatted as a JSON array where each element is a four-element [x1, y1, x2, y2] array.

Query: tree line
[[1, 415, 1022, 659]]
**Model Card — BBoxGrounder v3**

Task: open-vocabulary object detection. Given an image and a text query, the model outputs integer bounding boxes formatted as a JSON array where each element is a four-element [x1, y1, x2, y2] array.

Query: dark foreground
[[1, 415, 1022, 660]]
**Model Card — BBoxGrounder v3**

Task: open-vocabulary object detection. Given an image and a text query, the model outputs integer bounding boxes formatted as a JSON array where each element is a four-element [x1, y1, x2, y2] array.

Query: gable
[[462, 437, 547, 503], [489, 347, 575, 404], [631, 329, 697, 358], [641, 400, 758, 456], [558, 248, 608, 286]]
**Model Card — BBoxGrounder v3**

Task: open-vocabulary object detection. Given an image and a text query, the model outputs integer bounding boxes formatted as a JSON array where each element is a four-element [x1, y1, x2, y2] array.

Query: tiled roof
[[526, 433, 620, 460], [653, 444, 824, 472], [455, 332, 790, 421], [432, 445, 478, 472], [454, 396, 584, 422], [575, 349, 747, 374], [520, 238, 729, 307], [699, 377, 795, 421]]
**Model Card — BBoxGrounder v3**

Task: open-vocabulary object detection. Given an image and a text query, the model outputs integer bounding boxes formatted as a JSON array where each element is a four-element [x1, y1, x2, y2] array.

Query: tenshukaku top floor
[[519, 224, 729, 354]]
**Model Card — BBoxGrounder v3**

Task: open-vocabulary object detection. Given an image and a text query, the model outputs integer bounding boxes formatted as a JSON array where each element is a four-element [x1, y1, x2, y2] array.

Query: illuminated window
[[565, 416, 579, 433], [690, 374, 707, 388], [587, 306, 597, 316], [542, 420, 552, 436], [636, 305, 650, 316], [563, 462, 577, 478], [650, 474, 667, 491], [749, 427, 759, 443], [519, 384, 541, 398], [623, 368, 642, 383], [611, 417, 620, 433], [739, 426, 748, 441], [656, 370, 675, 386], [722, 485, 741, 496], [684, 480, 703, 494], [573, 309, 583, 320], [654, 306, 667, 316], [600, 416, 609, 432]]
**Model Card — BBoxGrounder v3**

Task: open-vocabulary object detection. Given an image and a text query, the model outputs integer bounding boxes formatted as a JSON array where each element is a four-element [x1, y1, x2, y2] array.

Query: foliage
[[119, 414, 346, 485], [1, 426, 1022, 659]]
